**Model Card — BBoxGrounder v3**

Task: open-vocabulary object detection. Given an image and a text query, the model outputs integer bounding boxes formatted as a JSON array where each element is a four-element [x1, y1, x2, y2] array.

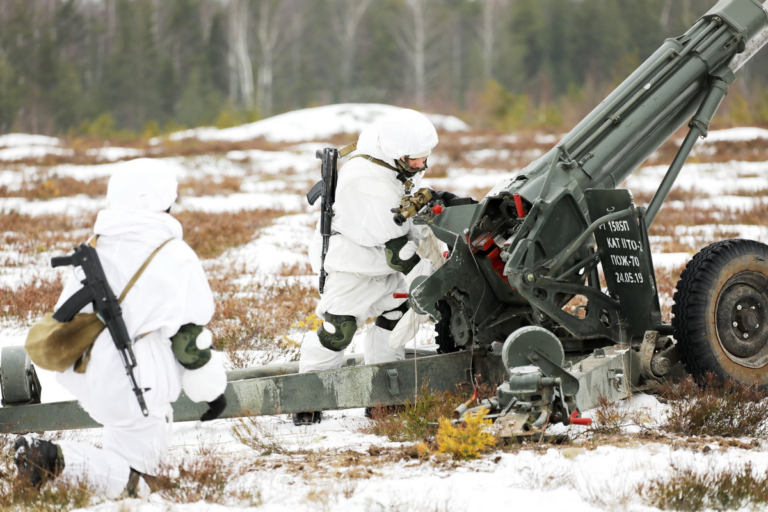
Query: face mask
[[396, 156, 428, 178]]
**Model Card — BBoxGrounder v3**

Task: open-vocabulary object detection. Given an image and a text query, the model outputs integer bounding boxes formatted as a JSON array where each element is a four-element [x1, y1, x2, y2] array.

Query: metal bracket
[[639, 330, 659, 379], [607, 368, 624, 391], [387, 369, 399, 395]]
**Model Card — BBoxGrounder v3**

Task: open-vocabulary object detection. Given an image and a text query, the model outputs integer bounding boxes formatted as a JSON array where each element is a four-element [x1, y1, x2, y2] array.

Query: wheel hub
[[716, 272, 768, 366]]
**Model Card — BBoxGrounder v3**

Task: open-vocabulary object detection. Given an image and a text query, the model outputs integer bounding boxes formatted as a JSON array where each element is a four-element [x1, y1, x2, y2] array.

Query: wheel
[[1, 346, 42, 405], [672, 239, 768, 388]]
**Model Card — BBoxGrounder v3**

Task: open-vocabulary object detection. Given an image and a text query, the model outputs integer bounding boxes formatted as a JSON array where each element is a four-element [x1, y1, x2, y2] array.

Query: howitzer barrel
[[509, 0, 768, 204], [409, 0, 768, 350]]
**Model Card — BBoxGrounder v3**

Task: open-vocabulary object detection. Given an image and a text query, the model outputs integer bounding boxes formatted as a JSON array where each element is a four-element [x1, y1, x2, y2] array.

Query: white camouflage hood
[[356, 109, 439, 164]]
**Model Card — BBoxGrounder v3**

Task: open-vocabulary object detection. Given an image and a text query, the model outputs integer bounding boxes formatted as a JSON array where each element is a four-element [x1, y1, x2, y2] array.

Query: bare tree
[[480, 0, 502, 82], [330, 0, 374, 102], [659, 0, 672, 30], [254, 0, 297, 117], [394, 0, 443, 108], [228, 0, 254, 109]]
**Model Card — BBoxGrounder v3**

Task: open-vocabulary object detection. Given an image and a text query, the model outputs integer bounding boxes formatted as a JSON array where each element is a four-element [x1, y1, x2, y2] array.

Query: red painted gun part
[[432, 205, 443, 214], [393, 293, 409, 299], [569, 411, 592, 426], [513, 194, 526, 217]]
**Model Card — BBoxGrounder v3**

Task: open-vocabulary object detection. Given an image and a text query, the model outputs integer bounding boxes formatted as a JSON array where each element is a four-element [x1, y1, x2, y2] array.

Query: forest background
[[3, 0, 768, 139]]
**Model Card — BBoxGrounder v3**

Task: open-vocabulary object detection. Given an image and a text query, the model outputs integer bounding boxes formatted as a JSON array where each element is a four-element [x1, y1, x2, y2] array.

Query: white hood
[[355, 109, 438, 163], [106, 158, 178, 212]]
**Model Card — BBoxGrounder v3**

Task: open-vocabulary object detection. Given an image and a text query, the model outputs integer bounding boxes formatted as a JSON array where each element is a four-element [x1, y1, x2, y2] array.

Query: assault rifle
[[52, 245, 150, 416], [306, 148, 339, 294]]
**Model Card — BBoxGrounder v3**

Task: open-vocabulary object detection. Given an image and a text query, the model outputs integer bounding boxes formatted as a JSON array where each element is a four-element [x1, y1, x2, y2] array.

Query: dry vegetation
[[0, 434, 102, 512], [659, 374, 768, 438], [4, 130, 768, 509], [176, 208, 286, 259], [642, 463, 768, 511]]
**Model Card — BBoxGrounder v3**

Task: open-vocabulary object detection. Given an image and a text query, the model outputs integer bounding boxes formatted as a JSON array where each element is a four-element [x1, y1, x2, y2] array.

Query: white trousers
[[300, 271, 407, 373], [56, 331, 181, 498]]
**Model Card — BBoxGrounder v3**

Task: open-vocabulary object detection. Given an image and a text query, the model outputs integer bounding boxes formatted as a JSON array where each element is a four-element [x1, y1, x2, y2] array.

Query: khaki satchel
[[25, 238, 172, 374]]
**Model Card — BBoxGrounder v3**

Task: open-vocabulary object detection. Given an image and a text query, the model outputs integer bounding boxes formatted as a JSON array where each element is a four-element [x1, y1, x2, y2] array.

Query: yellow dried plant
[[435, 409, 495, 460]]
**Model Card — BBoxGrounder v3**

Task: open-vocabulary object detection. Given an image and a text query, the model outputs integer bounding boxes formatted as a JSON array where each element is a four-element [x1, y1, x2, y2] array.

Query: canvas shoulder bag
[[25, 237, 173, 374]]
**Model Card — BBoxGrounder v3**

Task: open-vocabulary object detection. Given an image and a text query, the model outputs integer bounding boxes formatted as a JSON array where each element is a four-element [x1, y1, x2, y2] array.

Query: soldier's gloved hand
[[385, 235, 421, 274], [200, 394, 227, 422], [428, 189, 459, 202]]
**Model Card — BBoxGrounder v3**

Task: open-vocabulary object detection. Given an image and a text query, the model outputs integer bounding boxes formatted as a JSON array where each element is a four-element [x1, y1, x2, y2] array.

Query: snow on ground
[[25, 393, 768, 512], [0, 133, 60, 148], [4, 120, 768, 511], [0, 145, 73, 161], [700, 126, 768, 142], [158, 103, 468, 144], [623, 160, 768, 194], [85, 146, 145, 161]]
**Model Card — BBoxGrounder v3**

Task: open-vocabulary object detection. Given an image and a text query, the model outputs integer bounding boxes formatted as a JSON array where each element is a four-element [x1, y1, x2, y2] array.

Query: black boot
[[14, 436, 64, 488], [292, 411, 322, 426]]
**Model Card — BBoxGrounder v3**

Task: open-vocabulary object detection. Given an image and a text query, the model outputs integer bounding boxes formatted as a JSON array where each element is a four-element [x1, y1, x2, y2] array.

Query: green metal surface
[[570, 345, 642, 412], [0, 351, 507, 434], [409, 0, 768, 352]]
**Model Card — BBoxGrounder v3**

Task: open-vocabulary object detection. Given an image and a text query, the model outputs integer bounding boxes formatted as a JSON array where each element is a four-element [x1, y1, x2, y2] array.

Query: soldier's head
[[378, 109, 438, 178], [106, 158, 178, 213]]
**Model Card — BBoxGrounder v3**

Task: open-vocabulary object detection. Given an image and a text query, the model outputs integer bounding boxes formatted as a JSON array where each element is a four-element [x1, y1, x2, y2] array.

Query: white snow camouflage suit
[[50, 159, 226, 498], [301, 109, 439, 373]]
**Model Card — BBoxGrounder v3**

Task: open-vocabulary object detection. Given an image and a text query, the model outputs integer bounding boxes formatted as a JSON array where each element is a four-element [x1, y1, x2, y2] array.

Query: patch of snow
[[85, 146, 144, 161], [534, 134, 559, 144], [156, 104, 469, 144], [179, 192, 305, 213], [703, 126, 768, 142], [0, 133, 60, 148], [0, 195, 105, 216], [0, 146, 73, 161], [226, 149, 317, 175], [623, 160, 768, 195]]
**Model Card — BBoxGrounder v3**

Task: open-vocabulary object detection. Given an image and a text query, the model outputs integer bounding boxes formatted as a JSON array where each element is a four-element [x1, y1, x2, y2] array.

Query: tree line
[[1, 0, 767, 138]]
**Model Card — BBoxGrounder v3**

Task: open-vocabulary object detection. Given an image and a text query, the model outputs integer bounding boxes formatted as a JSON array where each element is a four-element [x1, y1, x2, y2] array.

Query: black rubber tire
[[672, 239, 768, 388], [435, 300, 459, 354]]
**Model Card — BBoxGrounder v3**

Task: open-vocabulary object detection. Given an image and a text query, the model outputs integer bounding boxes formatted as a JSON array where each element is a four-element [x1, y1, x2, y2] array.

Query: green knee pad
[[171, 323, 212, 370], [317, 314, 357, 352], [385, 235, 421, 274]]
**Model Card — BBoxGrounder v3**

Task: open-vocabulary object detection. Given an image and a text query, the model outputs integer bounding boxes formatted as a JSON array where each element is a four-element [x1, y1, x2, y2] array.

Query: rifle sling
[[350, 154, 408, 184], [338, 142, 357, 158], [54, 238, 174, 321]]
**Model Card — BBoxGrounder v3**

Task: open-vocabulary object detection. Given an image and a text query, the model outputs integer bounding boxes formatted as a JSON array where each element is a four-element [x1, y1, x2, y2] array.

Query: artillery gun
[[2, 0, 768, 436]]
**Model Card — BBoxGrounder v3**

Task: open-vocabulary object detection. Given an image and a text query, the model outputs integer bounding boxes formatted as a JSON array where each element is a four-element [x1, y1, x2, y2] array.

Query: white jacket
[[54, 209, 215, 421], [309, 126, 427, 277]]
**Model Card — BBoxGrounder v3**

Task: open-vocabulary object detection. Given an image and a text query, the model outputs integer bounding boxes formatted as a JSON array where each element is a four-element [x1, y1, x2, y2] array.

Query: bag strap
[[118, 239, 174, 303], [338, 142, 357, 158]]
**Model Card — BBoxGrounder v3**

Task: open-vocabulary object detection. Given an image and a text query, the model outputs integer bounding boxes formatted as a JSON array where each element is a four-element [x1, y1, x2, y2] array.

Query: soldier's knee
[[318, 314, 357, 351], [374, 302, 410, 331]]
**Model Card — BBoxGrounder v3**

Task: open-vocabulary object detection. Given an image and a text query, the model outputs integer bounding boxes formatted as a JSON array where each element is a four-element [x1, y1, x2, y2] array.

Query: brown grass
[[0, 436, 101, 511], [361, 383, 462, 442], [641, 462, 768, 511], [206, 262, 317, 368], [0, 177, 108, 200], [659, 374, 768, 438], [1, 212, 96, 253], [0, 277, 63, 323], [175, 209, 286, 259], [153, 453, 251, 504], [178, 175, 244, 198]]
